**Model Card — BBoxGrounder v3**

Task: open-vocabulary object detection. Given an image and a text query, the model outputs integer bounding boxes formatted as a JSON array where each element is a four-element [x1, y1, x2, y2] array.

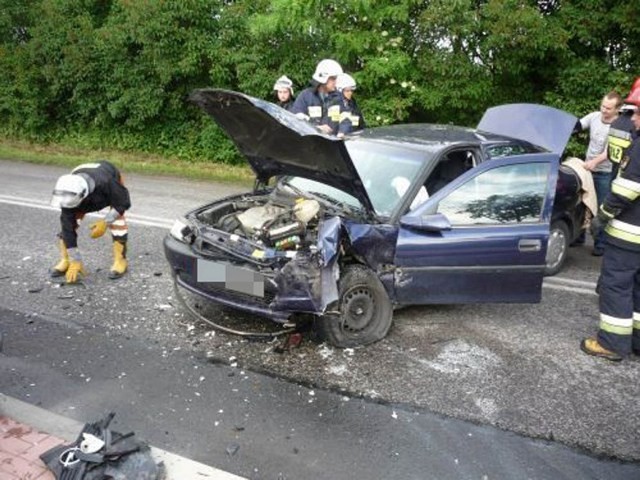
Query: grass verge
[[0, 139, 254, 186]]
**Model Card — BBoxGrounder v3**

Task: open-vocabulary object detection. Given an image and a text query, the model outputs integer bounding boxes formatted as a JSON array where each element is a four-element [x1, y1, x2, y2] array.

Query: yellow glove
[[65, 260, 86, 283], [89, 219, 107, 239]]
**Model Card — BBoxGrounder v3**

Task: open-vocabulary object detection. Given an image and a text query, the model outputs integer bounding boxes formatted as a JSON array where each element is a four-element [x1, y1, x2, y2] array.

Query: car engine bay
[[195, 192, 323, 252]]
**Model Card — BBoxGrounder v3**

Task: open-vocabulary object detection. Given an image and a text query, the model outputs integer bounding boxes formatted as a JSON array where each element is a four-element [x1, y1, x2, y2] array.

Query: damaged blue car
[[164, 89, 583, 347]]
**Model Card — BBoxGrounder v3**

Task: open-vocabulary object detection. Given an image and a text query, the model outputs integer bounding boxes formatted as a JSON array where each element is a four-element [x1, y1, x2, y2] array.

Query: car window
[[486, 144, 529, 158], [436, 162, 549, 225], [424, 149, 476, 197], [347, 142, 428, 215], [285, 177, 360, 209], [286, 142, 430, 216], [398, 149, 476, 214]]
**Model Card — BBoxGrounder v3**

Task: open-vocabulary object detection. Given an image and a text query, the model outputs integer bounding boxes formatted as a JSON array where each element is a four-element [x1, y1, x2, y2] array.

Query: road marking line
[[0, 193, 602, 295], [0, 194, 174, 228], [542, 283, 597, 296], [544, 276, 598, 288], [0, 393, 247, 480]]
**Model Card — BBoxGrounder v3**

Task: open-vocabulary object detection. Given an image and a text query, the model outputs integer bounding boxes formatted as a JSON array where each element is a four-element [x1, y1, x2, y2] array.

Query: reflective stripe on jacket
[[603, 136, 640, 250], [607, 114, 635, 165], [291, 87, 340, 133], [336, 96, 366, 136]]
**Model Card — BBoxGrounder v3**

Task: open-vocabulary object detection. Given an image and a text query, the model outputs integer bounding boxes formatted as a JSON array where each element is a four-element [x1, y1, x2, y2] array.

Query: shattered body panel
[[343, 221, 398, 269], [163, 190, 393, 323]]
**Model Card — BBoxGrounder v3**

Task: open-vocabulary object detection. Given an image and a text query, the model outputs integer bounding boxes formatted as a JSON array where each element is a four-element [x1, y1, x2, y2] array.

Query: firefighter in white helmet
[[291, 59, 343, 135], [334, 73, 366, 138], [273, 75, 295, 111], [50, 161, 131, 283]]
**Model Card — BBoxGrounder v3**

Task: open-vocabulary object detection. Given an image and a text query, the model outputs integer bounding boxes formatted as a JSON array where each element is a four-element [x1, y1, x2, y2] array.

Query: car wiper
[[308, 191, 360, 215], [279, 179, 363, 217], [279, 179, 307, 198], [279, 180, 338, 209]]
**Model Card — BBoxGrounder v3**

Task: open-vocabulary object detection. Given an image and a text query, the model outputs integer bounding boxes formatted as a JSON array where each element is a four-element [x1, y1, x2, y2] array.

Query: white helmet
[[273, 75, 294, 95], [51, 174, 89, 208], [337, 73, 356, 92], [312, 59, 343, 84]]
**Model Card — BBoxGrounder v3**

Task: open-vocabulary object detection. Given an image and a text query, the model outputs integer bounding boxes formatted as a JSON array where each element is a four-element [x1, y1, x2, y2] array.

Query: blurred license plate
[[196, 259, 264, 298]]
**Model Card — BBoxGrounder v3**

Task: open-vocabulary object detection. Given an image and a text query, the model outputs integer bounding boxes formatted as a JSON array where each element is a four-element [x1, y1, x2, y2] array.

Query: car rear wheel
[[315, 264, 393, 348], [545, 220, 570, 276]]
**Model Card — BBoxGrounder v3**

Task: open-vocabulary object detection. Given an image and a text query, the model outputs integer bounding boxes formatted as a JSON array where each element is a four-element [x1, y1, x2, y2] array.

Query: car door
[[393, 153, 558, 305]]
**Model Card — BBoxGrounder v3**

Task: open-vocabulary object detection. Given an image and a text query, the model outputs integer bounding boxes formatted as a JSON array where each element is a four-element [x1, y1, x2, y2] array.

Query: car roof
[[355, 104, 577, 157], [351, 123, 518, 148]]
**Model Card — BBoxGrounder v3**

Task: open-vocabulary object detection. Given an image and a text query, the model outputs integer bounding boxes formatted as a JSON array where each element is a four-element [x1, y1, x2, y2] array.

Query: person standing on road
[[50, 161, 131, 284], [273, 75, 295, 111], [576, 91, 622, 256], [291, 58, 343, 135], [581, 102, 640, 362], [334, 73, 366, 138], [607, 78, 640, 180]]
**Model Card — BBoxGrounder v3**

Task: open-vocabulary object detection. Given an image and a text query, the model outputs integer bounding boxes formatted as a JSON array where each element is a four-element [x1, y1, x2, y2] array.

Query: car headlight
[[170, 218, 193, 243]]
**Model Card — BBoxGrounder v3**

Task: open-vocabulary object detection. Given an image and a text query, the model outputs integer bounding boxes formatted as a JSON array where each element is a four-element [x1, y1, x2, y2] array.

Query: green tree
[[0, 0, 638, 164]]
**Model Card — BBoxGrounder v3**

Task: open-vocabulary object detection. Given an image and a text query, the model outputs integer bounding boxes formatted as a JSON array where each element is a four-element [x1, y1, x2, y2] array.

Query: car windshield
[[285, 140, 432, 216]]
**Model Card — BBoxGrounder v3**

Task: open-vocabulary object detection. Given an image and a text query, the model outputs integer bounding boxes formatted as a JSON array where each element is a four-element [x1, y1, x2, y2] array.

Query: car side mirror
[[399, 213, 451, 232]]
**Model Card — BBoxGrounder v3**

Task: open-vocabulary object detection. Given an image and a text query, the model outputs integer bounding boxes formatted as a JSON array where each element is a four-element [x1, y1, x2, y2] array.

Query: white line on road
[[543, 276, 598, 288], [542, 283, 597, 296], [0, 194, 174, 228], [0, 193, 600, 295]]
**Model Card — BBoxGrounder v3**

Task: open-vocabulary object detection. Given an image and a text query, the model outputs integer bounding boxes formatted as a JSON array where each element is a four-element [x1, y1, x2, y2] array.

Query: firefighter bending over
[[50, 161, 131, 284]]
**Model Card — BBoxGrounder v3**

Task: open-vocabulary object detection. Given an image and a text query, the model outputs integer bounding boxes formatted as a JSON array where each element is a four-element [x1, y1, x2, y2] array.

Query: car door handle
[[518, 239, 541, 252]]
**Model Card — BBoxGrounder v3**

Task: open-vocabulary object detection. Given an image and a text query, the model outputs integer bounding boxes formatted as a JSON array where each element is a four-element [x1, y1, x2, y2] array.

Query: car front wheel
[[315, 264, 393, 348], [545, 220, 570, 276]]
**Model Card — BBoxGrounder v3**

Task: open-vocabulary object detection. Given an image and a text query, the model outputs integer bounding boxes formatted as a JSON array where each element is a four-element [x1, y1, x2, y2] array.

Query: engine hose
[[172, 276, 297, 339]]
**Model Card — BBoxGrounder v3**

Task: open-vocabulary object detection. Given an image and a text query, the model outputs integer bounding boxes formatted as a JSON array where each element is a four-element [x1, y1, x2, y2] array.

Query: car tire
[[545, 220, 570, 276], [315, 264, 393, 348]]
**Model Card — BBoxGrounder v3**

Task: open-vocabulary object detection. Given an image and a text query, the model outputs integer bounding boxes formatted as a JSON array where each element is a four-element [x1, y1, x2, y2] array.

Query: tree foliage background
[[1, 0, 638, 164]]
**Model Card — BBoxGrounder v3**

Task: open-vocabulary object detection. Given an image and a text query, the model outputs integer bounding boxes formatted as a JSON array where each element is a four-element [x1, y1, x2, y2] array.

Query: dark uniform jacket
[[60, 161, 131, 248], [603, 134, 640, 252], [276, 99, 295, 112], [335, 95, 366, 136], [607, 112, 637, 178], [290, 87, 341, 134]]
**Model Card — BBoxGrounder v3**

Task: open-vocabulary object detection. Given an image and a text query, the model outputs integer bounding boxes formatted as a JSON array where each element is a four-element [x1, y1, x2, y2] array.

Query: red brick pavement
[[0, 416, 65, 480]]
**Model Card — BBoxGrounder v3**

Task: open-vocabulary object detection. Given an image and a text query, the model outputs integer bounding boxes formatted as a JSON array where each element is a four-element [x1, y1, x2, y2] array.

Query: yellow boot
[[109, 241, 128, 279], [50, 239, 69, 278]]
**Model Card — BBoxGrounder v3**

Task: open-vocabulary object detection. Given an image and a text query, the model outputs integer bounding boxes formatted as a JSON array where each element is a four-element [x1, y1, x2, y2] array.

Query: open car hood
[[477, 104, 577, 155], [190, 89, 375, 214]]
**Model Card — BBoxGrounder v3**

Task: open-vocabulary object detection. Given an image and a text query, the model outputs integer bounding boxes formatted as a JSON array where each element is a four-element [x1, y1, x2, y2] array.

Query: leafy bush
[[0, 0, 638, 165]]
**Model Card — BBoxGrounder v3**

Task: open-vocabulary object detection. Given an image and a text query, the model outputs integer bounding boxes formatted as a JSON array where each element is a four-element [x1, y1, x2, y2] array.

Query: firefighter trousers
[[598, 242, 640, 356]]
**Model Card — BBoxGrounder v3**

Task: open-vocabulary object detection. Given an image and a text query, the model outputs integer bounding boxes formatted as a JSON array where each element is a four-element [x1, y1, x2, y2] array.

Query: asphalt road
[[1, 159, 639, 479]]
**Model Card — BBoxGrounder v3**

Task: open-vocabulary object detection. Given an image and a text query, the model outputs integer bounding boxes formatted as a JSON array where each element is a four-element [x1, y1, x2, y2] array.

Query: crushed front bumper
[[163, 235, 325, 322]]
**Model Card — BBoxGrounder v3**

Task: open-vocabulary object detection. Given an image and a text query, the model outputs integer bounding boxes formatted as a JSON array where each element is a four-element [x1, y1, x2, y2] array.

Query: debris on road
[[40, 412, 163, 480], [274, 332, 303, 353], [226, 442, 240, 457]]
